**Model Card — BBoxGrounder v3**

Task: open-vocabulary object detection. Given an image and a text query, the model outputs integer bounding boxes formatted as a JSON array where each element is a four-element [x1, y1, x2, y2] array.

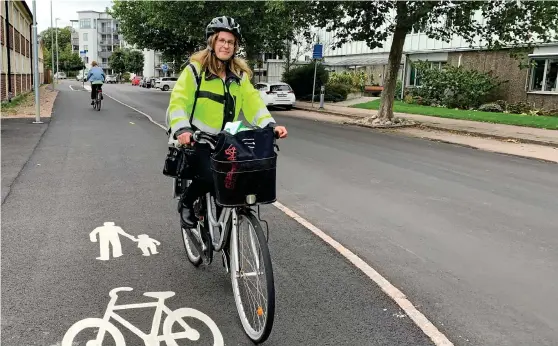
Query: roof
[[19, 0, 33, 20], [323, 55, 406, 67]]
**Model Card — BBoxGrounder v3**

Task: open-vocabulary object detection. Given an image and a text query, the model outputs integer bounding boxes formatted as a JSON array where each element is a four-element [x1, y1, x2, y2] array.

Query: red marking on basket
[[224, 144, 237, 190]]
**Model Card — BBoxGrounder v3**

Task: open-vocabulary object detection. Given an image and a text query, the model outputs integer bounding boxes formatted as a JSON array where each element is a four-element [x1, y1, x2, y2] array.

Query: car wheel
[[285, 105, 293, 110], [163, 85, 169, 91]]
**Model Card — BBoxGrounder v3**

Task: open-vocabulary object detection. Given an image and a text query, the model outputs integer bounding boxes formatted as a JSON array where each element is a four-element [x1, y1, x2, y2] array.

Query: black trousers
[[181, 144, 215, 208], [91, 84, 103, 99]]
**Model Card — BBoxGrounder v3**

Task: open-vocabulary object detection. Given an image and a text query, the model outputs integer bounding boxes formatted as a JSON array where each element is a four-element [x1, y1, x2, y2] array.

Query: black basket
[[211, 155, 277, 207]]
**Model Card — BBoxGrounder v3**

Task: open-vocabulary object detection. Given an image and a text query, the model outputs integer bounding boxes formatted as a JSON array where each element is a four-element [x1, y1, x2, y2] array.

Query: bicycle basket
[[210, 155, 277, 207]]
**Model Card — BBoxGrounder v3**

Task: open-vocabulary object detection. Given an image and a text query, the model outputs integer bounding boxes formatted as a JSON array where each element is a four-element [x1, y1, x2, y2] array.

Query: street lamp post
[[55, 18, 60, 80], [50, 0, 55, 90], [32, 0, 42, 124]]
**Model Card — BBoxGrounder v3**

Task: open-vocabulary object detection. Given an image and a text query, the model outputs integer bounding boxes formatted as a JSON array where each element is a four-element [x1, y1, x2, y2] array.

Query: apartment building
[[73, 9, 126, 73], [1, 0, 43, 102]]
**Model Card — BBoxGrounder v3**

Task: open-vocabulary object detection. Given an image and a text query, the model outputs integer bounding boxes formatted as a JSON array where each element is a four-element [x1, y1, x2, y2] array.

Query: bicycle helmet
[[205, 16, 242, 42]]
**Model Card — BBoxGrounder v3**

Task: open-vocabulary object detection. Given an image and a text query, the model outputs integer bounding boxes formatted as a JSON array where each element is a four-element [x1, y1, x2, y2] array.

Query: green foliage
[[111, 1, 314, 62], [409, 61, 503, 109], [125, 50, 145, 75], [507, 101, 532, 114], [39, 27, 82, 72], [122, 72, 131, 82], [395, 80, 403, 100], [109, 49, 127, 75], [328, 71, 366, 92], [478, 103, 504, 113], [324, 83, 350, 100], [282, 62, 329, 99]]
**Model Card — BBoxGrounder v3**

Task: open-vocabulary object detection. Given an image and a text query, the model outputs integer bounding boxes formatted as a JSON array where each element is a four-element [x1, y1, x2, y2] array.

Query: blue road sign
[[161, 63, 168, 72], [313, 44, 323, 59]]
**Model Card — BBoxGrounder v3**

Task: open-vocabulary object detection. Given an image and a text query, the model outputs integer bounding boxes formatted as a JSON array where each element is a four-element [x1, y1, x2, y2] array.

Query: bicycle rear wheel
[[230, 208, 275, 344], [96, 92, 102, 111]]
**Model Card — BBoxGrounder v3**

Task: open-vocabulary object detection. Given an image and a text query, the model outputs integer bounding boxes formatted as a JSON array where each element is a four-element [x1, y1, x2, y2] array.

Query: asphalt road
[[92, 81, 558, 345], [1, 82, 435, 345]]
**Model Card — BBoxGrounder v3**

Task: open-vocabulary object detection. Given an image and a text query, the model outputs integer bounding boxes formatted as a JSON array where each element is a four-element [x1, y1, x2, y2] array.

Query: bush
[[324, 83, 350, 100], [478, 103, 504, 113], [328, 71, 366, 92], [494, 99, 508, 111], [282, 62, 329, 99], [410, 61, 504, 109], [122, 72, 131, 83], [300, 92, 345, 103], [507, 101, 532, 114]]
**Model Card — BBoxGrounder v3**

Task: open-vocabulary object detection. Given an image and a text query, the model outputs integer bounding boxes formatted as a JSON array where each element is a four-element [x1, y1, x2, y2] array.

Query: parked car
[[155, 77, 178, 91], [255, 82, 296, 110], [140, 76, 154, 88], [131, 76, 142, 86], [54, 72, 67, 79], [76, 70, 88, 82], [106, 75, 118, 84]]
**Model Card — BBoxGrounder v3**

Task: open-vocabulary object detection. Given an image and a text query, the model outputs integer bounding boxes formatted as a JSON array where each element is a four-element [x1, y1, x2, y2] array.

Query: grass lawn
[[351, 100, 558, 130]]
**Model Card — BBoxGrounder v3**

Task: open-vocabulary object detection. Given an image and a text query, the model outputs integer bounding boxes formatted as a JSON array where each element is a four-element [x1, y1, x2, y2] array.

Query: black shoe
[[91, 100, 94, 105], [180, 205, 197, 228]]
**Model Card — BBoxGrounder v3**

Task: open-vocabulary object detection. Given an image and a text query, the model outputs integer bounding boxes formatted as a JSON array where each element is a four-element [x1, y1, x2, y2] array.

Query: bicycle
[[173, 130, 279, 344], [62, 287, 224, 346], [92, 86, 103, 111]]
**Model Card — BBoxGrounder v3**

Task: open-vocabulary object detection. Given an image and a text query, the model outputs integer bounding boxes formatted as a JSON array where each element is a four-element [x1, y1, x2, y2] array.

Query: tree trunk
[[377, 15, 408, 122]]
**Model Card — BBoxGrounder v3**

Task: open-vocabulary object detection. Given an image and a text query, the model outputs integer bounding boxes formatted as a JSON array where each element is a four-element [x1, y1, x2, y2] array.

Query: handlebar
[[173, 129, 281, 151]]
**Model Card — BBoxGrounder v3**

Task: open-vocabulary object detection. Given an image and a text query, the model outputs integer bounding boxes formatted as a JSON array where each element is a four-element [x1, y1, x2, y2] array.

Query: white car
[[255, 82, 296, 110], [155, 77, 178, 91]]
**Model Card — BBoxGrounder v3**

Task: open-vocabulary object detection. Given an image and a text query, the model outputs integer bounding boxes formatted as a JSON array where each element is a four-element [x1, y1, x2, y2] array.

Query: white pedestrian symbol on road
[[137, 234, 160, 256], [90, 222, 160, 260], [62, 287, 224, 346]]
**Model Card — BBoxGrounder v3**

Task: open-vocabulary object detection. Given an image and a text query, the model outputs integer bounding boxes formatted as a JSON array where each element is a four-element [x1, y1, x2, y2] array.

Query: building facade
[[266, 11, 558, 110], [74, 9, 126, 73], [1, 0, 40, 102]]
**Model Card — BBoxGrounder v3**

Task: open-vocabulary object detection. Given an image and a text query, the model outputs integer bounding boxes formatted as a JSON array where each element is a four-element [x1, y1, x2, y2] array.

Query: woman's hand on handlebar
[[274, 126, 288, 139], [177, 132, 194, 146]]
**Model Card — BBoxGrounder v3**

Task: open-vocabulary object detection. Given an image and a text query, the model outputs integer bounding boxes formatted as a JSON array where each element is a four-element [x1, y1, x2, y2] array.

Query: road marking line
[[69, 85, 75, 91], [84, 85, 91, 91], [103, 94, 167, 130], [273, 201, 454, 346], [103, 94, 454, 346]]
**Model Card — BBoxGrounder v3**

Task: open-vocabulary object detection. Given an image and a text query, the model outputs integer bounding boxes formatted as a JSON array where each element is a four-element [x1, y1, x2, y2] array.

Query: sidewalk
[[293, 101, 558, 147]]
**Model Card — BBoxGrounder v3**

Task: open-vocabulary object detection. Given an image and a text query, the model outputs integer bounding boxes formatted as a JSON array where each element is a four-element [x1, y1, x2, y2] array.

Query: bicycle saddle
[[143, 291, 175, 299]]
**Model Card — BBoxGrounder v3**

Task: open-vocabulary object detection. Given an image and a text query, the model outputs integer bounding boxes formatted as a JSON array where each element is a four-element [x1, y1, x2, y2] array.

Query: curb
[[292, 105, 557, 148]]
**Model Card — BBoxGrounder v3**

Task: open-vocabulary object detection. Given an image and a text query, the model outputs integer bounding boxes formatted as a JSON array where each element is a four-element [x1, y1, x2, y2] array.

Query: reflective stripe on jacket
[[166, 61, 274, 138]]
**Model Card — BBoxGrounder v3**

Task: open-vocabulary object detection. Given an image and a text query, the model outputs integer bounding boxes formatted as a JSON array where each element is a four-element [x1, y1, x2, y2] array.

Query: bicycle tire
[[230, 209, 275, 344], [182, 226, 202, 267], [97, 93, 102, 111]]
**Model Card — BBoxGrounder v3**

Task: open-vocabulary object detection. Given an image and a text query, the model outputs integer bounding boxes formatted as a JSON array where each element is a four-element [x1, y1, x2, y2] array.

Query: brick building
[[1, 0, 41, 102]]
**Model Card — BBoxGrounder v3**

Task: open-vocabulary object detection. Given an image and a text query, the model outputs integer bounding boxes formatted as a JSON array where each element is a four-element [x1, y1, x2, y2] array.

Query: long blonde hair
[[190, 34, 252, 80]]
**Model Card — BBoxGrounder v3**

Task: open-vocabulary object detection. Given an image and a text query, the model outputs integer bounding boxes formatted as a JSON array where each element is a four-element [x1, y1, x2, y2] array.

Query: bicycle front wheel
[[230, 209, 275, 343]]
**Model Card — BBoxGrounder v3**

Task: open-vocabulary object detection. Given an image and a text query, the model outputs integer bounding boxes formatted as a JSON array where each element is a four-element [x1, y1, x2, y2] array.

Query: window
[[529, 58, 558, 93], [270, 84, 292, 92], [409, 61, 447, 87], [80, 19, 91, 29], [83, 33, 88, 41], [102, 58, 107, 64], [13, 8, 19, 30]]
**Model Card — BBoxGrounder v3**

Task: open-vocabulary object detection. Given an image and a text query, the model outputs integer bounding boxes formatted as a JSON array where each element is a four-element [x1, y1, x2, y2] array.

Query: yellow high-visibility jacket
[[166, 61, 275, 138]]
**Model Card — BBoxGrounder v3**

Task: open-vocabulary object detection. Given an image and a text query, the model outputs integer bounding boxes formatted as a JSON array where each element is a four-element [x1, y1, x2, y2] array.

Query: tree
[[126, 50, 145, 75], [110, 1, 315, 71], [109, 49, 127, 77], [312, 1, 558, 125], [40, 26, 83, 73], [39, 27, 72, 53]]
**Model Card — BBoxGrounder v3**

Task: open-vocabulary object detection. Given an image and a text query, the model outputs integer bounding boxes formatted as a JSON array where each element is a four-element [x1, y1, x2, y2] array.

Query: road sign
[[313, 44, 323, 59], [161, 63, 168, 72], [79, 51, 86, 58]]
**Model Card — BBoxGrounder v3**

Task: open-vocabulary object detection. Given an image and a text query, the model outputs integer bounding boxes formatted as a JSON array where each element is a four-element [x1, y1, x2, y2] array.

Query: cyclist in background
[[87, 61, 105, 105]]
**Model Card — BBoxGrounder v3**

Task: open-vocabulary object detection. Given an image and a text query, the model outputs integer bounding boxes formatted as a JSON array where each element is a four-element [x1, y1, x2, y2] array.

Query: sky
[[26, 0, 113, 33]]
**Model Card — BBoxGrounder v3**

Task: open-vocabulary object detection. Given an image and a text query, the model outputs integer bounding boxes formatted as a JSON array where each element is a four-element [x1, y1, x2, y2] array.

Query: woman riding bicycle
[[166, 16, 288, 228], [87, 61, 105, 105]]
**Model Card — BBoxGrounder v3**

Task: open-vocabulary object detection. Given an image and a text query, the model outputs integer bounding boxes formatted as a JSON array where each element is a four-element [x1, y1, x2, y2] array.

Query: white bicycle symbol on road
[[62, 287, 224, 346]]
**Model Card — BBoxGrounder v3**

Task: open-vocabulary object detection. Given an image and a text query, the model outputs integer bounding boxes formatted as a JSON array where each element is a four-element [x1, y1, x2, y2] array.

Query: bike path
[[1, 86, 435, 345]]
